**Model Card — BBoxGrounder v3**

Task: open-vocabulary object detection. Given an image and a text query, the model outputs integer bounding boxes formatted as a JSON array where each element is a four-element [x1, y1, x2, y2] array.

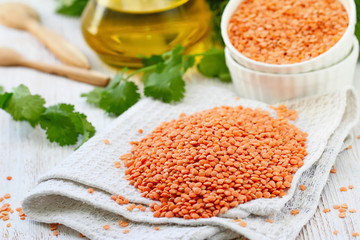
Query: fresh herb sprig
[[0, 85, 95, 147], [82, 46, 231, 116], [56, 0, 88, 17]]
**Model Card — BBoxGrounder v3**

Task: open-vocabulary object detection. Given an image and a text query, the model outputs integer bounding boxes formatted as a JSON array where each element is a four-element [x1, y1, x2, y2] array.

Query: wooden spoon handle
[[21, 60, 109, 86], [26, 20, 90, 69]]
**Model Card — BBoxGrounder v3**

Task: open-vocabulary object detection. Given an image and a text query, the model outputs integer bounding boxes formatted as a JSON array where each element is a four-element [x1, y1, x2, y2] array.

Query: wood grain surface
[[0, 0, 359, 239]]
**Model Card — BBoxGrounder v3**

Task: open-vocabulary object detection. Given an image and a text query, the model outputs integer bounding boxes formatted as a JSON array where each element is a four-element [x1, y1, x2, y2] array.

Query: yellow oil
[[81, 0, 212, 68]]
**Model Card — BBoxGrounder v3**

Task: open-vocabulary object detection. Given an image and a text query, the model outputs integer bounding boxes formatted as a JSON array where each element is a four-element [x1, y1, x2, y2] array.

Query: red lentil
[[338, 208, 346, 213], [87, 188, 94, 194], [123, 229, 130, 234], [349, 185, 354, 189], [6, 176, 12, 181], [240, 221, 247, 227], [353, 232, 360, 237], [357, 136, 360, 139], [138, 129, 144, 134], [330, 169, 337, 174], [333, 230, 339, 235], [346, 145, 353, 150], [3, 194, 10, 199], [228, 0, 348, 65], [341, 203, 348, 209], [299, 185, 307, 191], [111, 195, 129, 205], [119, 221, 129, 227], [340, 187, 348, 192], [0, 203, 12, 222], [338, 212, 346, 218], [266, 219, 274, 223], [154, 227, 160, 231], [123, 106, 307, 219], [79, 233, 86, 238], [290, 209, 300, 215], [349, 209, 357, 213], [323, 208, 331, 213], [53, 231, 59, 236], [333, 205, 340, 209], [102, 225, 110, 230], [6, 223, 11, 227], [103, 139, 110, 144], [114, 161, 121, 168], [270, 105, 298, 121]]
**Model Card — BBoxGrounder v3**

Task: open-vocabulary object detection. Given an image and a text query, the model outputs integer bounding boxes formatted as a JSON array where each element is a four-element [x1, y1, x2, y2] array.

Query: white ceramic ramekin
[[221, 0, 356, 74], [225, 37, 359, 103]]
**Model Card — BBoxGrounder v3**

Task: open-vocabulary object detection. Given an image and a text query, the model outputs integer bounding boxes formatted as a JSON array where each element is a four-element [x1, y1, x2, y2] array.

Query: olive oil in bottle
[[81, 0, 212, 68]]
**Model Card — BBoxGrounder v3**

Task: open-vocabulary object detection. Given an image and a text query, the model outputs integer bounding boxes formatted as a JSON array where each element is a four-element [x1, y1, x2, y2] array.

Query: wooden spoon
[[0, 47, 109, 86], [0, 2, 90, 69]]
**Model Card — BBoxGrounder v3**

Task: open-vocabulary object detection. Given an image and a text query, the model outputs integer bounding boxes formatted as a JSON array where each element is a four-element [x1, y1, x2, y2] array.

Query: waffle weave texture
[[23, 81, 359, 240]]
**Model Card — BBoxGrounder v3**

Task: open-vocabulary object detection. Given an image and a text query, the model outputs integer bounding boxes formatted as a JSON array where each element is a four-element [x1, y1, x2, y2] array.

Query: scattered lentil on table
[[228, 0, 348, 64], [121, 105, 307, 219], [323, 208, 331, 213], [102, 224, 110, 230], [340, 187, 348, 192]]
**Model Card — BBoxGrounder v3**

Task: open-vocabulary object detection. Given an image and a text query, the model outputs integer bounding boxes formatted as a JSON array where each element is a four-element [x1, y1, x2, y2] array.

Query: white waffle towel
[[23, 81, 359, 240]]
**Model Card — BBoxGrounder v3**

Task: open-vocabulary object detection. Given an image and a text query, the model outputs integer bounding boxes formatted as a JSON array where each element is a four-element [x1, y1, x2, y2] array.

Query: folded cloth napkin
[[23, 81, 359, 240]]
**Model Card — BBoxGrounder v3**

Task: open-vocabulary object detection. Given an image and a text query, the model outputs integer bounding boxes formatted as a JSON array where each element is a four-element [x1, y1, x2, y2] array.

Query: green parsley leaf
[[142, 55, 164, 67], [39, 104, 95, 146], [0, 86, 12, 109], [0, 92, 12, 109], [0, 84, 95, 147], [81, 87, 104, 106], [4, 85, 46, 127], [182, 55, 196, 72], [82, 74, 141, 116], [98, 78, 141, 116], [141, 45, 194, 103], [144, 65, 185, 103], [197, 48, 231, 82], [56, 0, 88, 17], [77, 113, 96, 146]]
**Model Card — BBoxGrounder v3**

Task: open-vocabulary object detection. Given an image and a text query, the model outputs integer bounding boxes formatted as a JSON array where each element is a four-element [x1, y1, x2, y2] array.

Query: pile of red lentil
[[228, 0, 348, 64], [123, 105, 307, 219]]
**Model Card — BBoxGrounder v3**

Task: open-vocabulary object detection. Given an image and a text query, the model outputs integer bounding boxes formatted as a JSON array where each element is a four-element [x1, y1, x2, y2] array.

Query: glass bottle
[[81, 0, 212, 68]]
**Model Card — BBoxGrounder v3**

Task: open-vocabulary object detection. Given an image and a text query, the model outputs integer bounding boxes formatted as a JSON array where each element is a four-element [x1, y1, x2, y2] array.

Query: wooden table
[[0, 1, 359, 239]]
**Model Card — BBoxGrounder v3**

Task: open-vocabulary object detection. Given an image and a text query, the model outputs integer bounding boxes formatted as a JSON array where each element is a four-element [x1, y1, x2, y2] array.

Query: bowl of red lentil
[[225, 37, 359, 103], [221, 0, 356, 74]]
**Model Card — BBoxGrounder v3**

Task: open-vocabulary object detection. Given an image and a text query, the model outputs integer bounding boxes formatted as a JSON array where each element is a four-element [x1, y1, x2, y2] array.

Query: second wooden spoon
[[0, 47, 109, 86]]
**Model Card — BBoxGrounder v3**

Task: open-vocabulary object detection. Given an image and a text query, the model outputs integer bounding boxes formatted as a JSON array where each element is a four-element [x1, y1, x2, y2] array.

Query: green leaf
[[82, 73, 141, 116], [39, 104, 95, 146], [142, 55, 164, 67], [56, 0, 88, 17], [182, 55, 196, 72], [197, 49, 231, 82], [81, 88, 104, 106], [0, 86, 12, 109], [78, 114, 96, 146], [4, 85, 46, 127], [144, 65, 185, 103], [99, 79, 141, 116]]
